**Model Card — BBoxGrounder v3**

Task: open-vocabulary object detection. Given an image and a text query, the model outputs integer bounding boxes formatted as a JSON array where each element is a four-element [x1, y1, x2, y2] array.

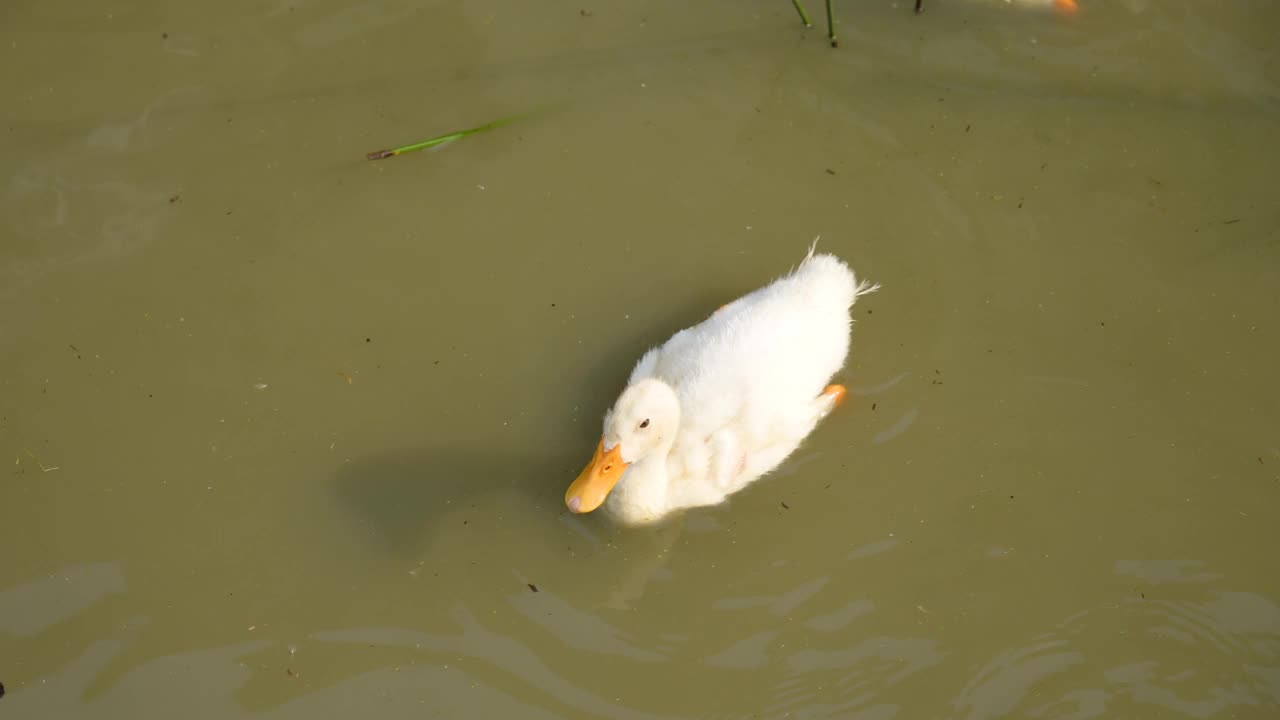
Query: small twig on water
[[23, 449, 59, 473]]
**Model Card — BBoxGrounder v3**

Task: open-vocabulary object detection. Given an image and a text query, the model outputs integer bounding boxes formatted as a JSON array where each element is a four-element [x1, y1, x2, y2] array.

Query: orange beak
[[1054, 0, 1078, 13], [565, 439, 629, 514]]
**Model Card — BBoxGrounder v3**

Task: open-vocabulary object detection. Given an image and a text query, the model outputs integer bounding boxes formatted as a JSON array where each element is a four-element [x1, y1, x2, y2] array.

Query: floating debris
[[366, 115, 522, 161], [23, 449, 59, 473]]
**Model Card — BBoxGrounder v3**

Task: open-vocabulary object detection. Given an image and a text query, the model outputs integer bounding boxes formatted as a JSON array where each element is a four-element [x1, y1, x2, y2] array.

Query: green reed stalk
[[790, 0, 812, 26], [366, 115, 520, 161]]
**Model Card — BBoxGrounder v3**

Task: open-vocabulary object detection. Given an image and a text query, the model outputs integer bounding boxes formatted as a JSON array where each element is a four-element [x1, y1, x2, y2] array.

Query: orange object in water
[[823, 384, 848, 407], [979, 0, 1078, 13]]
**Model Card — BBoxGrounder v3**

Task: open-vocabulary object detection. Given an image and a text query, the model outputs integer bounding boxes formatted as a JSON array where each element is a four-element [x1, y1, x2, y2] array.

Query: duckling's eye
[[639, 419, 650, 429]]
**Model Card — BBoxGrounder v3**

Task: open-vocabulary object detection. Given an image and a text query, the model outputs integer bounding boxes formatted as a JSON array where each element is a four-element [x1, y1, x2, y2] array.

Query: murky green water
[[3, 1, 1278, 717]]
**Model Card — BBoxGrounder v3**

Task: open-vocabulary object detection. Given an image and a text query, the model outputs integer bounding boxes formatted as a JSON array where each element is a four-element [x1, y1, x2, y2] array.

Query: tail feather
[[794, 237, 879, 308]]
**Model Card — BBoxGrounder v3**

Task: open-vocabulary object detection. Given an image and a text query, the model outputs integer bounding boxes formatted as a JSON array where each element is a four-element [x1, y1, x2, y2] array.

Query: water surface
[[3, 1, 1278, 718]]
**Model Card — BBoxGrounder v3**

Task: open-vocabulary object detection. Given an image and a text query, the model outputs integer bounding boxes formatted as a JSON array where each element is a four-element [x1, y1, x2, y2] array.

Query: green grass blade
[[826, 0, 837, 47], [790, 0, 812, 27], [366, 114, 522, 161]]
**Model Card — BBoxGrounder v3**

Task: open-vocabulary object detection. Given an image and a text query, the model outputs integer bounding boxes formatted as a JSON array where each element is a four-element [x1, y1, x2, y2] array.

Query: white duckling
[[565, 243, 878, 526]]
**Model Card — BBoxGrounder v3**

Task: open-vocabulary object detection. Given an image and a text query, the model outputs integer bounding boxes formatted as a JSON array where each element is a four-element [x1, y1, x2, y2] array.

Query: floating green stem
[[790, 0, 812, 27], [366, 114, 521, 161], [825, 0, 837, 47]]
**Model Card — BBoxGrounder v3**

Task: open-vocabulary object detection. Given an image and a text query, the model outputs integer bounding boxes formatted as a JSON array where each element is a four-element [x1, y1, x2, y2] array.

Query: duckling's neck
[[606, 436, 677, 526]]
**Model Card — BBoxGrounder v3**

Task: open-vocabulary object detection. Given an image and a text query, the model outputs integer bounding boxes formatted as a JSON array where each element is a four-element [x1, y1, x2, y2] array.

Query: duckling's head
[[565, 378, 679, 515]]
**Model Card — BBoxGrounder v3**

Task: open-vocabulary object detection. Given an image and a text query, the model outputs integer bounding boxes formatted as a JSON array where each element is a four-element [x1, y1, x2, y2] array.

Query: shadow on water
[[330, 296, 731, 607], [328, 301, 699, 553], [332, 444, 687, 611], [333, 446, 582, 554]]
